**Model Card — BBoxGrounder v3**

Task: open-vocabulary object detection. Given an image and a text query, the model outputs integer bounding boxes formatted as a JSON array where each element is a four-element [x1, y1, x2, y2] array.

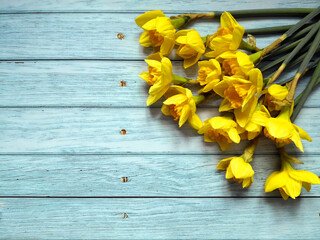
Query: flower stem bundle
[[136, 8, 320, 200]]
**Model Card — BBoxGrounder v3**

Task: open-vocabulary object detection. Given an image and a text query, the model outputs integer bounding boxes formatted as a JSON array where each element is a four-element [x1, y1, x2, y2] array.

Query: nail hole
[[120, 80, 126, 87], [120, 129, 127, 135], [117, 33, 125, 40], [122, 213, 128, 218], [121, 177, 128, 182]]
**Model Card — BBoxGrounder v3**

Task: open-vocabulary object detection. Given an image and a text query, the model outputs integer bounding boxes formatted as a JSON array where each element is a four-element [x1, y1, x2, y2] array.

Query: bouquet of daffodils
[[136, 8, 320, 200]]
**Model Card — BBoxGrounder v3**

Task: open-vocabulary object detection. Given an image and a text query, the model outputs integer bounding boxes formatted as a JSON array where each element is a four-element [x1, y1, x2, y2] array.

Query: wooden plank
[[0, 60, 318, 107], [0, 0, 317, 12], [1, 154, 319, 197], [0, 198, 319, 239], [0, 13, 305, 60], [0, 108, 319, 154]]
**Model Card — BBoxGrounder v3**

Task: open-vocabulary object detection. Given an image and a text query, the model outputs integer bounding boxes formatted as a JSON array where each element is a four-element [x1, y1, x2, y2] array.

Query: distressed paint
[[0, 13, 308, 60], [0, 108, 318, 154], [0, 154, 319, 197], [0, 61, 318, 107], [0, 198, 319, 239]]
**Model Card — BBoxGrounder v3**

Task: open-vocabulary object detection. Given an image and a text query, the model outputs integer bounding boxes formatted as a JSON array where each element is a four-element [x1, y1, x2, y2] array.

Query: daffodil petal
[[139, 31, 153, 47], [135, 10, 165, 28], [188, 113, 203, 130], [225, 164, 234, 179], [178, 105, 190, 127], [227, 128, 240, 143], [293, 124, 312, 142], [265, 171, 287, 192], [160, 37, 175, 56], [230, 157, 254, 179], [289, 170, 320, 185], [163, 94, 187, 105], [216, 157, 233, 170]]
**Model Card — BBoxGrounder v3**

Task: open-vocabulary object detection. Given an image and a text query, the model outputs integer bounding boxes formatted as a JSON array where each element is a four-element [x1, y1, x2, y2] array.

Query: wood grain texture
[[0, 198, 319, 239], [0, 13, 306, 60], [1, 0, 320, 239], [1, 154, 319, 197], [0, 108, 318, 154], [0, 60, 318, 107], [0, 0, 318, 12]]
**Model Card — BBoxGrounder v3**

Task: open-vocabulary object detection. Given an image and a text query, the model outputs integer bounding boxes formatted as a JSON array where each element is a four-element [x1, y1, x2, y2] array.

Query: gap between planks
[[0, 196, 319, 198]]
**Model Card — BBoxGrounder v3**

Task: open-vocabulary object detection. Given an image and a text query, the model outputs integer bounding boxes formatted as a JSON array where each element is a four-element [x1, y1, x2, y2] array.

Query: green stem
[[260, 7, 320, 58], [193, 95, 206, 105], [277, 58, 319, 86], [268, 22, 320, 85], [172, 74, 197, 84], [245, 25, 294, 35], [241, 135, 261, 163], [170, 16, 190, 29], [213, 8, 315, 18], [262, 45, 319, 74], [296, 27, 320, 75], [292, 61, 320, 122], [285, 23, 315, 42], [264, 39, 302, 60]]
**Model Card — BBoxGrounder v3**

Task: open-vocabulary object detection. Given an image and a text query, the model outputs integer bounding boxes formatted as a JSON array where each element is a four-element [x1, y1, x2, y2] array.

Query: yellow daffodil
[[238, 104, 271, 140], [217, 156, 254, 188], [264, 84, 289, 112], [175, 29, 206, 68], [251, 105, 312, 152], [216, 51, 254, 78], [213, 68, 263, 127], [141, 56, 173, 106], [205, 12, 245, 58], [161, 86, 203, 130], [135, 10, 176, 56], [198, 115, 240, 151], [139, 52, 163, 85], [265, 150, 320, 200], [196, 59, 222, 93]]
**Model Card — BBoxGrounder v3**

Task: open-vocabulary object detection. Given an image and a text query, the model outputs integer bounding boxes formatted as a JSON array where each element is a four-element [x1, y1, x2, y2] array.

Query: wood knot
[[120, 129, 127, 135], [117, 33, 125, 40], [120, 80, 126, 87], [122, 213, 128, 219], [121, 177, 128, 182]]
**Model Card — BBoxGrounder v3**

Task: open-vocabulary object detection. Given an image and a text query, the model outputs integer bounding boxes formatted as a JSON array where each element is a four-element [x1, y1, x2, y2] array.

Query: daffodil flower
[[161, 86, 203, 130], [175, 29, 206, 68], [198, 115, 240, 151], [264, 84, 289, 112], [217, 156, 255, 188], [216, 136, 259, 187], [139, 52, 164, 85], [135, 10, 176, 56], [213, 68, 263, 127], [251, 105, 312, 152], [216, 51, 254, 78], [265, 149, 320, 200], [196, 59, 222, 93], [140, 56, 173, 106], [205, 12, 245, 58]]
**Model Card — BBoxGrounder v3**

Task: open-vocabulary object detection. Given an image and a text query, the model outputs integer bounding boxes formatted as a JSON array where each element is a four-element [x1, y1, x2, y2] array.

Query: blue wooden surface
[[0, 0, 320, 239]]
